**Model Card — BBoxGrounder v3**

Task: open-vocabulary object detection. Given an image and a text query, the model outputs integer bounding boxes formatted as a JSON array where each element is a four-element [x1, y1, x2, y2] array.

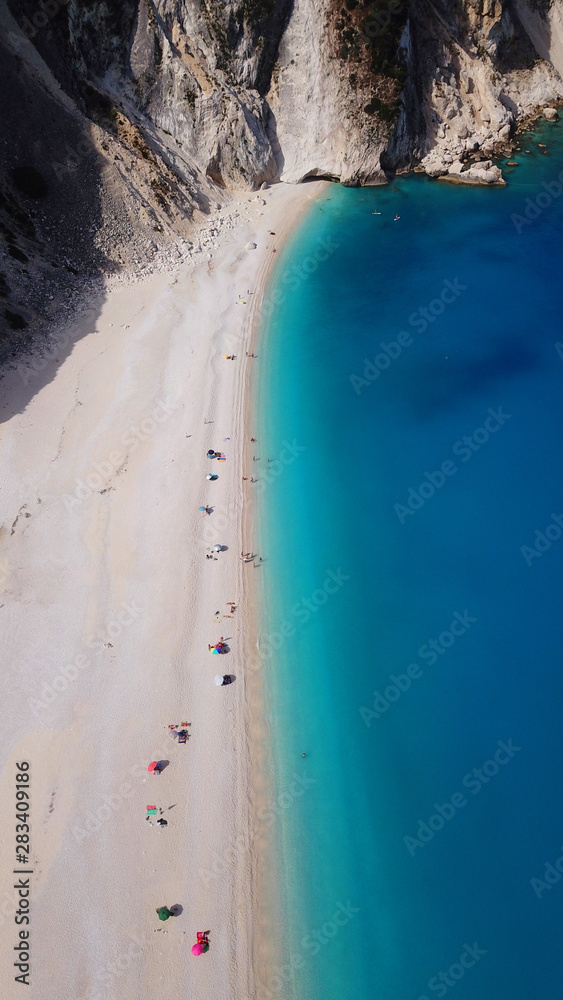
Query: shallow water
[[257, 125, 563, 1000]]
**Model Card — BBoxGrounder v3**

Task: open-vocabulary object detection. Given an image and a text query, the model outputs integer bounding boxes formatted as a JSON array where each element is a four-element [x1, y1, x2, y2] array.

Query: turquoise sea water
[[257, 127, 563, 1000]]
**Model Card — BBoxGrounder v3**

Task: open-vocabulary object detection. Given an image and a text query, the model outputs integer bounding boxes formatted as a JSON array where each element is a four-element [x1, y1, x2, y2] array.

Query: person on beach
[[156, 818, 168, 827], [250, 477, 255, 483]]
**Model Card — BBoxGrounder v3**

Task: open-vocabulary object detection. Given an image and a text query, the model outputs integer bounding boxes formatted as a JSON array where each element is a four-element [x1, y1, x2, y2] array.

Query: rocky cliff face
[[2, 0, 563, 354], [271, 0, 563, 184]]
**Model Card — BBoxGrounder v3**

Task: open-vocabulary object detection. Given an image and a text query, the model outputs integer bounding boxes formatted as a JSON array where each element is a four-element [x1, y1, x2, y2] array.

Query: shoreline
[[239, 180, 326, 999], [0, 178, 323, 1000]]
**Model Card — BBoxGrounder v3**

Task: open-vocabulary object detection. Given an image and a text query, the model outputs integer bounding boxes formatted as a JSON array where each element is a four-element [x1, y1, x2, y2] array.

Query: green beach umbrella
[[156, 907, 171, 921]]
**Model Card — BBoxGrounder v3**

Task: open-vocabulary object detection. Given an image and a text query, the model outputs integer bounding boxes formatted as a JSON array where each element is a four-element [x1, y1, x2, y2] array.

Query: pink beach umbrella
[[191, 942, 204, 956]]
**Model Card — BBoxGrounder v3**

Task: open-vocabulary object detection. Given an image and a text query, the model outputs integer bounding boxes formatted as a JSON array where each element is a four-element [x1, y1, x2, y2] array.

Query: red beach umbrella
[[148, 761, 158, 772]]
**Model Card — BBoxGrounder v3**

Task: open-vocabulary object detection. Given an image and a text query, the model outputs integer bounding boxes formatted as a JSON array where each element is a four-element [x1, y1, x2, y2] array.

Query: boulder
[[441, 161, 505, 186], [543, 108, 559, 121]]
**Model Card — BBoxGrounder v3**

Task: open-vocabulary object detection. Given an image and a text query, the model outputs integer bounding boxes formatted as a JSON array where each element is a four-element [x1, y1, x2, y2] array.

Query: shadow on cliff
[[0, 28, 108, 423], [266, 106, 285, 177]]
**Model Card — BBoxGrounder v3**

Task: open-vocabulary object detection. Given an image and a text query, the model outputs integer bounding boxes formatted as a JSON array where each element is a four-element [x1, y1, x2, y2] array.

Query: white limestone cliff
[[4, 0, 563, 348], [266, 0, 389, 184]]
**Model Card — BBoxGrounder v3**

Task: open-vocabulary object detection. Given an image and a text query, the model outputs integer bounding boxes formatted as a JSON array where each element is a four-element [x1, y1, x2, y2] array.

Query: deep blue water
[[257, 126, 563, 1000]]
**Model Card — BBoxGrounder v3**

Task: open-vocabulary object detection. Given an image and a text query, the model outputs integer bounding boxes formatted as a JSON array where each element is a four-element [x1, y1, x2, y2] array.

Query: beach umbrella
[[214, 674, 224, 686], [156, 907, 171, 921], [148, 761, 158, 772], [213, 545, 221, 552], [191, 942, 204, 956], [212, 647, 220, 654], [198, 506, 207, 511], [168, 729, 178, 740]]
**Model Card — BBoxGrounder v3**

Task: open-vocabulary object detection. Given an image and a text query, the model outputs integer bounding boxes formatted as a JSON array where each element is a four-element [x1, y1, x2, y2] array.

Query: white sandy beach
[[0, 180, 323, 1000]]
